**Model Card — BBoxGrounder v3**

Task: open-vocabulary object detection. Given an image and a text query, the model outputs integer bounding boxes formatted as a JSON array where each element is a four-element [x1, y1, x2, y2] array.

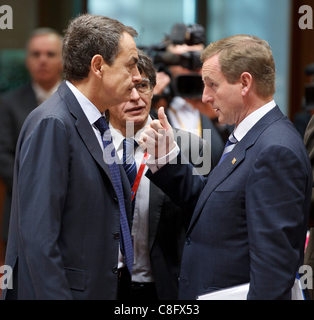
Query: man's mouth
[[126, 106, 145, 113]]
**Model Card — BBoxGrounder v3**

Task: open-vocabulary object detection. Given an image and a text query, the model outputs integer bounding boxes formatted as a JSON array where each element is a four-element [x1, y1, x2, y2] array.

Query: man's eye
[[47, 52, 56, 58]]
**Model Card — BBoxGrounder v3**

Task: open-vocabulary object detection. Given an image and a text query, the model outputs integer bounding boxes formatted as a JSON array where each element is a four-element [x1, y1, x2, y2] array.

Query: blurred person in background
[[165, 42, 225, 166], [0, 28, 63, 246]]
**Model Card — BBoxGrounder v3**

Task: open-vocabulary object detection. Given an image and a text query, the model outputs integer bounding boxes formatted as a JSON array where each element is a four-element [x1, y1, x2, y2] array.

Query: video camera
[[141, 23, 206, 100], [305, 64, 314, 110]]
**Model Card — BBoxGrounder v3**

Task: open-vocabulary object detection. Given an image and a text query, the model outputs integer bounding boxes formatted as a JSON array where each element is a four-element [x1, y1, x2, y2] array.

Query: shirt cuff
[[146, 142, 180, 174]]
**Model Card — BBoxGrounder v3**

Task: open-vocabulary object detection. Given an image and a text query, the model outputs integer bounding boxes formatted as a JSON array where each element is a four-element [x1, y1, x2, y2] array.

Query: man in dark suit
[[1, 14, 142, 300], [0, 28, 63, 243], [108, 49, 211, 300], [139, 35, 312, 300]]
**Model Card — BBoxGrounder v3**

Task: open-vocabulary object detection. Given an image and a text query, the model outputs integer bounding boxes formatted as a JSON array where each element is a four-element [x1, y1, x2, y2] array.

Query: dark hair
[[62, 14, 138, 82], [137, 49, 157, 88]]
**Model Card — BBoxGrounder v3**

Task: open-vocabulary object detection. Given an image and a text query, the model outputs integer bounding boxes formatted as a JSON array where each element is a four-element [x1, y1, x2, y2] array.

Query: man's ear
[[90, 54, 105, 79], [240, 72, 253, 97]]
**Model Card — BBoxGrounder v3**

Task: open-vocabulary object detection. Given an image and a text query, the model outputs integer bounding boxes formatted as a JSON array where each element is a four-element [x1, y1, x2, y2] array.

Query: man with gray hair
[[1, 14, 141, 300]]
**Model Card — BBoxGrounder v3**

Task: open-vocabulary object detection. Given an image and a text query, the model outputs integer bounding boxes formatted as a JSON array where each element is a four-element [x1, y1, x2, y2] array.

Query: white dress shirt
[[109, 118, 155, 283], [232, 100, 276, 142]]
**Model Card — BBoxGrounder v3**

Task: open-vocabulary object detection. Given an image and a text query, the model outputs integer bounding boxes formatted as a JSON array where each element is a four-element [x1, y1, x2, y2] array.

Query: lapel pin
[[232, 158, 237, 165]]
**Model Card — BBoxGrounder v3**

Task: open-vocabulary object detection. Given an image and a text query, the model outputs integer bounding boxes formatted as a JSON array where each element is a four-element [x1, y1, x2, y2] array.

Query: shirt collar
[[170, 96, 195, 113], [233, 100, 276, 142], [66, 80, 104, 125], [32, 80, 62, 105], [109, 117, 152, 152]]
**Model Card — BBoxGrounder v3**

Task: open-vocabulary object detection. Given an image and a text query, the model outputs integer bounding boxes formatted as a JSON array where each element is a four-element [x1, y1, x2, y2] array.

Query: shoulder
[[18, 94, 71, 144], [1, 84, 34, 102], [244, 113, 311, 175]]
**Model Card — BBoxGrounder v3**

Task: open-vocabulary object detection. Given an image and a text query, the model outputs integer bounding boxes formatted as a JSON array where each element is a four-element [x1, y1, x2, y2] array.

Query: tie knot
[[94, 117, 110, 136], [123, 138, 138, 155], [228, 133, 238, 144], [218, 133, 238, 166]]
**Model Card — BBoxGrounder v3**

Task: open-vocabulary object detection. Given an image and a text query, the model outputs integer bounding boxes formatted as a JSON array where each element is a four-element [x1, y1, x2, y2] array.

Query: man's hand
[[139, 107, 175, 159]]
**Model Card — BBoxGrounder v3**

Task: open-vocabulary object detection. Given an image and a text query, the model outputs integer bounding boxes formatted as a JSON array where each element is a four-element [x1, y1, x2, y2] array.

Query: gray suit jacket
[[2, 82, 133, 300]]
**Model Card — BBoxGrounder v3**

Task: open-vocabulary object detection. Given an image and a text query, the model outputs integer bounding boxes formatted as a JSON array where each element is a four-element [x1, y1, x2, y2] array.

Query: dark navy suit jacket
[[147, 106, 313, 300], [1, 82, 133, 300]]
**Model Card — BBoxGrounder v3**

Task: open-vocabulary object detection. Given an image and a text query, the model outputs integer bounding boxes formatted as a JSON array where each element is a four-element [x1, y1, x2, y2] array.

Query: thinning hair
[[62, 14, 138, 82], [201, 34, 276, 97], [26, 28, 63, 50]]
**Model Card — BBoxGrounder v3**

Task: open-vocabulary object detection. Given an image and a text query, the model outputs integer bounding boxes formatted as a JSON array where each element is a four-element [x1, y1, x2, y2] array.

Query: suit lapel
[[187, 106, 285, 235], [187, 146, 246, 234], [58, 82, 112, 179]]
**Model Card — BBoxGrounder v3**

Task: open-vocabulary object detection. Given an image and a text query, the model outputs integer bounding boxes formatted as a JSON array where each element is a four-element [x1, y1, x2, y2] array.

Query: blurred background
[[0, 0, 313, 264]]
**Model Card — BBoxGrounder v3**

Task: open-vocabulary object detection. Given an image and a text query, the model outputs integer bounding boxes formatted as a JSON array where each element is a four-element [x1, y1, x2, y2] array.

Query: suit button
[[185, 238, 191, 245], [113, 198, 119, 204], [114, 232, 120, 240], [112, 266, 118, 274]]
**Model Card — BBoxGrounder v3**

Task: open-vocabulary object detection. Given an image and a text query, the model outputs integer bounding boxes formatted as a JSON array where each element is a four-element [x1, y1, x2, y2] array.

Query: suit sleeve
[[246, 145, 309, 300], [147, 151, 207, 214], [17, 116, 73, 299]]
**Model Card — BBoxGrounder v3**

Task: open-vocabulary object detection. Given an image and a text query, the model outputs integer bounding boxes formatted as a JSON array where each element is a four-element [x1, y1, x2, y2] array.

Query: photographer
[[148, 24, 227, 168]]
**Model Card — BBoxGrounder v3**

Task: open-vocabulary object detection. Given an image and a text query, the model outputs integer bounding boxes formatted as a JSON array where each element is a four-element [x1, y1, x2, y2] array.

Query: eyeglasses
[[135, 78, 153, 95]]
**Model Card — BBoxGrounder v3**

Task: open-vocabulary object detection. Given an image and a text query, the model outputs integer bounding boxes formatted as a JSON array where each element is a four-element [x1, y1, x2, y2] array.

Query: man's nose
[[38, 53, 49, 64], [202, 87, 214, 104], [132, 66, 142, 84], [130, 87, 141, 100]]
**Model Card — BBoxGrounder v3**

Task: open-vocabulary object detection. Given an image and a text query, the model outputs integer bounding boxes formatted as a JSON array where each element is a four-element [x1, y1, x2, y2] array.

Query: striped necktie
[[218, 133, 238, 166], [123, 138, 138, 189], [94, 117, 134, 274], [123, 139, 138, 215]]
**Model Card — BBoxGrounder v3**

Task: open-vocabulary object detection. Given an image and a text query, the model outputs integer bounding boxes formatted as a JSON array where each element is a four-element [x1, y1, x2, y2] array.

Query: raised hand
[[139, 107, 175, 159]]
